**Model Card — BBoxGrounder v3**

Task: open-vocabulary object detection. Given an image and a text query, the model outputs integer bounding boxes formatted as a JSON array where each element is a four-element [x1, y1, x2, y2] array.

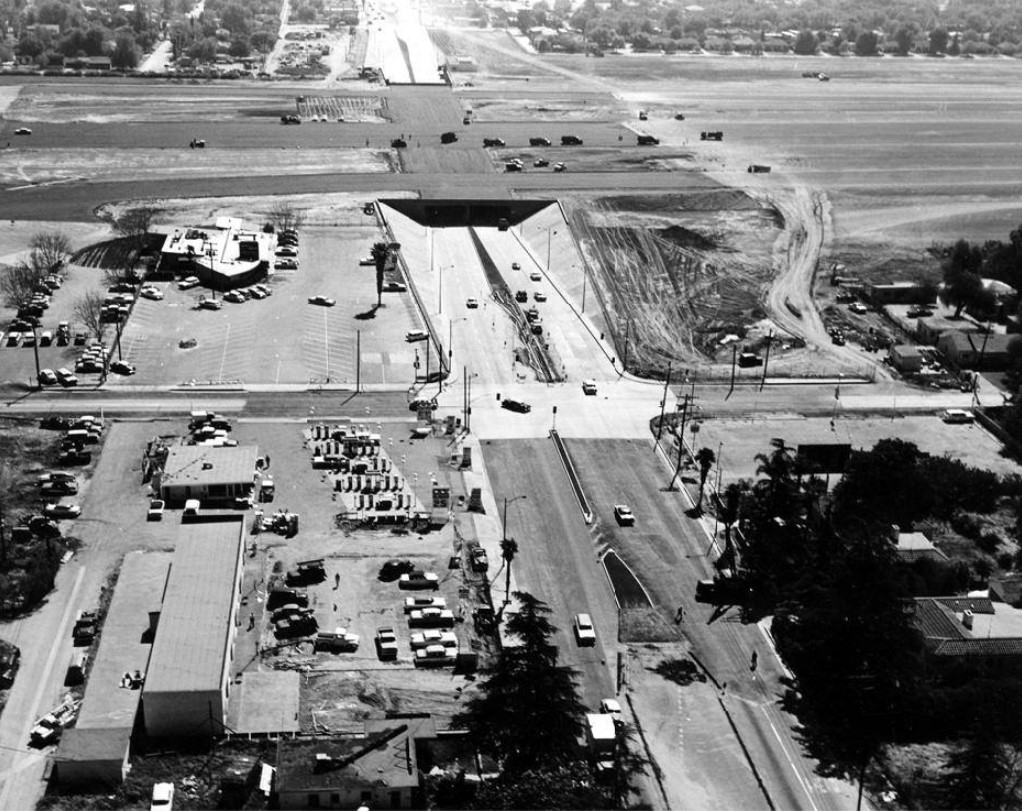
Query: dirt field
[[559, 190, 781, 370]]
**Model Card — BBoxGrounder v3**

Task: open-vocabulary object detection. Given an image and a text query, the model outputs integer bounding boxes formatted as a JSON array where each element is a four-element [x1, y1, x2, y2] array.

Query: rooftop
[[156, 222, 274, 279], [896, 532, 948, 563], [934, 638, 1022, 658], [939, 331, 1014, 354], [276, 725, 419, 793], [56, 727, 131, 763], [74, 551, 171, 730], [162, 445, 259, 488], [143, 521, 244, 696]]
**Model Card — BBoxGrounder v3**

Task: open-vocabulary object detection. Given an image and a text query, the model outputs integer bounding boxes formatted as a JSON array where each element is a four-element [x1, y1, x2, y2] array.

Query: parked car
[[405, 329, 428, 343], [574, 613, 596, 646], [399, 571, 439, 590], [614, 504, 635, 526], [408, 608, 456, 628], [274, 259, 298, 270], [383, 281, 407, 292], [223, 290, 246, 304], [501, 398, 531, 413], [410, 629, 458, 649], [38, 369, 58, 386], [375, 627, 399, 660], [276, 247, 298, 257], [178, 276, 200, 290], [404, 595, 447, 613], [529, 272, 542, 282], [150, 782, 175, 811], [38, 471, 75, 484], [140, 286, 163, 300], [44, 503, 81, 519], [466, 297, 479, 309], [582, 380, 598, 395], [408, 399, 438, 412], [147, 499, 165, 521], [56, 368, 77, 387], [198, 298, 222, 311], [414, 644, 456, 667], [109, 360, 136, 376], [942, 409, 975, 424], [848, 302, 868, 314], [534, 291, 547, 302], [600, 698, 623, 716], [255, 284, 272, 297]]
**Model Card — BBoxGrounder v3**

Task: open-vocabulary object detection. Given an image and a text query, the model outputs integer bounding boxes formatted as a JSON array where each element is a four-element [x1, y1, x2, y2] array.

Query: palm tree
[[370, 241, 389, 307], [500, 537, 519, 605], [694, 447, 716, 509], [719, 482, 743, 562]]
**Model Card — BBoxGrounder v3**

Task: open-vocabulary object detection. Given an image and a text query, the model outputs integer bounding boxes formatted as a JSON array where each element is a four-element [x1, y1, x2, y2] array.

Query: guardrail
[[549, 429, 593, 524]]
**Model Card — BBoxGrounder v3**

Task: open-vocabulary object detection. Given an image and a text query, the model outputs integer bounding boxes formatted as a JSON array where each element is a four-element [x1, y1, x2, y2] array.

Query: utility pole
[[463, 365, 468, 431], [656, 361, 672, 443], [581, 264, 588, 313], [30, 325, 41, 388], [728, 344, 737, 398], [668, 395, 690, 490], [759, 330, 773, 392], [355, 330, 361, 393]]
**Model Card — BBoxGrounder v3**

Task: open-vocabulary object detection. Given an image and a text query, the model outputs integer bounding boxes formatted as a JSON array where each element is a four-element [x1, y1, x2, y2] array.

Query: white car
[[534, 291, 547, 302], [276, 247, 298, 257], [848, 302, 868, 314], [942, 409, 974, 424], [404, 595, 447, 613], [414, 644, 456, 667], [140, 286, 163, 300], [574, 613, 596, 646], [44, 503, 81, 519], [409, 630, 458, 649], [38, 369, 58, 386], [147, 499, 165, 521], [599, 698, 622, 716], [150, 781, 174, 811], [178, 276, 200, 290], [14, 127, 31, 135], [408, 607, 455, 628], [614, 504, 635, 525], [529, 272, 542, 282], [582, 379, 598, 395], [399, 571, 439, 590], [405, 329, 428, 343]]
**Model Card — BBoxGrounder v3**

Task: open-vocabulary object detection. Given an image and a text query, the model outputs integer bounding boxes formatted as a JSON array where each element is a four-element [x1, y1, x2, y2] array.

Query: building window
[[391, 789, 402, 808], [308, 793, 320, 808], [361, 790, 372, 804], [330, 793, 340, 805]]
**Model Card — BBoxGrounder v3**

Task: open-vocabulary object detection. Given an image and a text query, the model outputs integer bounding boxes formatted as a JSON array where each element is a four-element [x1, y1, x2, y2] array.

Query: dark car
[[391, 138, 407, 148], [514, 290, 528, 303], [483, 137, 505, 147], [560, 135, 583, 145], [379, 559, 416, 582], [529, 137, 551, 147], [408, 399, 438, 412], [40, 416, 74, 431], [501, 398, 532, 414], [637, 135, 660, 145], [440, 132, 458, 144]]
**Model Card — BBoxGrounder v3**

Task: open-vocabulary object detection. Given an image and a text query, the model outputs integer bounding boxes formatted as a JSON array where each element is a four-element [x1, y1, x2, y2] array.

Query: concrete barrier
[[549, 429, 593, 524]]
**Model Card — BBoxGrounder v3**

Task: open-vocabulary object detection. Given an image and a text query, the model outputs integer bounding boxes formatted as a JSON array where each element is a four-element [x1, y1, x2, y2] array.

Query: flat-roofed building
[[155, 445, 259, 505], [56, 552, 171, 787], [156, 220, 274, 291], [142, 520, 245, 739]]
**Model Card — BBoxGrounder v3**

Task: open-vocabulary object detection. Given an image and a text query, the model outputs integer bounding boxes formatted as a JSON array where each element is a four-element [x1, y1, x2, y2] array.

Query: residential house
[[889, 344, 924, 373], [912, 596, 1022, 670], [937, 331, 1014, 370], [868, 282, 936, 306]]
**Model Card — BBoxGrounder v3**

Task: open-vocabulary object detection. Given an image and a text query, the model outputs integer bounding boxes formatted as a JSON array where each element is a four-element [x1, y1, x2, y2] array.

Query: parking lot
[[109, 225, 425, 387]]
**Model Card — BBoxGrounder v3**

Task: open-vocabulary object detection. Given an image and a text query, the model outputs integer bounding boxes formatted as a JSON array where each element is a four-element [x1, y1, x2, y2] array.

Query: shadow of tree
[[650, 658, 707, 686]]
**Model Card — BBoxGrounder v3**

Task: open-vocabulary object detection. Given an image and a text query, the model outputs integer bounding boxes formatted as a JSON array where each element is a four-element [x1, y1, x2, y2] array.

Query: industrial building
[[156, 217, 274, 290], [155, 444, 259, 505], [141, 520, 245, 739], [55, 552, 171, 787]]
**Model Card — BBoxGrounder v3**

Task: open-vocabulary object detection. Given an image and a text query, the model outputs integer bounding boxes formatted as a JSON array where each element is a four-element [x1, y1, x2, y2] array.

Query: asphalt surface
[[565, 438, 861, 811]]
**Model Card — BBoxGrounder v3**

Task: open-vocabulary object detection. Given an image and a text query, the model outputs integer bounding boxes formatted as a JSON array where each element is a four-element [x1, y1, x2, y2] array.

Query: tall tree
[[500, 536, 518, 605], [929, 27, 949, 54], [793, 30, 817, 55], [832, 438, 932, 530], [29, 231, 71, 271], [855, 30, 880, 56], [73, 289, 106, 341], [945, 720, 1022, 809], [0, 257, 47, 309], [454, 591, 586, 774], [370, 241, 389, 307], [719, 482, 743, 563], [893, 26, 914, 55], [267, 201, 306, 233], [694, 446, 716, 510]]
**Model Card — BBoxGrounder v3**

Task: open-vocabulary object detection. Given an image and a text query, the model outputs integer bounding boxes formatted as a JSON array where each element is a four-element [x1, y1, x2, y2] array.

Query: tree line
[[731, 437, 1022, 808]]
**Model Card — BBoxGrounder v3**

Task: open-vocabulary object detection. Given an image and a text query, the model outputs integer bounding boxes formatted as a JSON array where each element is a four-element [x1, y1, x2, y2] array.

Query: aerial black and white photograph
[[1, 0, 1022, 808]]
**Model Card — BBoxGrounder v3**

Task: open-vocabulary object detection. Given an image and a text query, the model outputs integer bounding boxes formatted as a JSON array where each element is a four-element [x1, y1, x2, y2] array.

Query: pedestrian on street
[[675, 605, 685, 624], [334, 572, 340, 589], [721, 681, 727, 696], [750, 650, 758, 671]]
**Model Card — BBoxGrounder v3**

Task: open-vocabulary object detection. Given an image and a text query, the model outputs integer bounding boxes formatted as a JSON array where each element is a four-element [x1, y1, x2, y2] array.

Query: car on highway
[[440, 131, 458, 144], [391, 138, 407, 149], [223, 290, 246, 304], [553, 162, 567, 172], [198, 298, 222, 310], [383, 281, 407, 292], [534, 291, 547, 302], [178, 276, 200, 290], [308, 295, 336, 307], [15, 127, 31, 135], [147, 499, 165, 521], [529, 137, 551, 147], [275, 258, 298, 270], [405, 329, 428, 343], [483, 138, 505, 147], [534, 158, 550, 167], [906, 307, 933, 318], [140, 285, 163, 300], [501, 398, 531, 413], [511, 262, 521, 270], [614, 504, 635, 526], [942, 408, 975, 424], [466, 297, 479, 308], [529, 272, 542, 281], [574, 613, 596, 646], [848, 302, 868, 314], [44, 503, 81, 519], [38, 369, 58, 386], [582, 379, 598, 395]]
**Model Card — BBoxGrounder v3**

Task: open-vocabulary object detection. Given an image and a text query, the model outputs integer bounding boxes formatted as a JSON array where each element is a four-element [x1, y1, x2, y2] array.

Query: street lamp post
[[546, 228, 557, 270], [502, 494, 527, 542]]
